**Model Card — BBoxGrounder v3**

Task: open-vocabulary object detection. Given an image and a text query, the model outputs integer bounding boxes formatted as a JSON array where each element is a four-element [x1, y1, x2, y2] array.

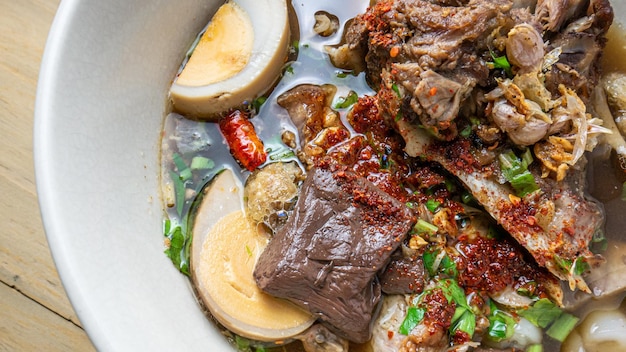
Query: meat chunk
[[398, 119, 603, 292], [254, 165, 415, 343], [379, 253, 425, 295]]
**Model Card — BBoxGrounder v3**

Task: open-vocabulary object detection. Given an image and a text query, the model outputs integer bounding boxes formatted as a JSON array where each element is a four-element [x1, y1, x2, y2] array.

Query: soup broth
[[160, 1, 626, 351]]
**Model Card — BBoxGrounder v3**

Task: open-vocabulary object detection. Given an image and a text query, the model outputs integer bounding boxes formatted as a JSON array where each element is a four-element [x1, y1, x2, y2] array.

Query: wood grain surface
[[0, 0, 95, 350]]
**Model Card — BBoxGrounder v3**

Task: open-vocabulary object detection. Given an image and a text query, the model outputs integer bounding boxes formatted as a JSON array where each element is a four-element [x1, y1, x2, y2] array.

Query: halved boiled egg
[[190, 169, 315, 342], [170, 0, 290, 120]]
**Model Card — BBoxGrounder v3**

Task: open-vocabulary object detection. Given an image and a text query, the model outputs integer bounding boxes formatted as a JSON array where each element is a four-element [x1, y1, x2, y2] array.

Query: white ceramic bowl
[[34, 0, 232, 350], [34, 0, 626, 351]]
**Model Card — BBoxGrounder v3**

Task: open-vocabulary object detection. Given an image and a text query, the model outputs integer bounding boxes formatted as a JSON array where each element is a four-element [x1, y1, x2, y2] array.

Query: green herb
[[487, 300, 517, 341], [440, 255, 458, 278], [518, 298, 563, 328], [553, 254, 573, 274], [164, 221, 188, 275], [591, 229, 608, 253], [336, 71, 352, 78], [486, 224, 500, 239], [399, 306, 425, 335], [334, 90, 359, 109], [235, 335, 251, 351], [438, 279, 469, 309], [291, 40, 299, 52], [499, 150, 539, 197], [391, 83, 401, 98], [489, 50, 513, 77], [546, 313, 579, 342], [169, 170, 186, 216], [269, 149, 295, 161], [252, 96, 267, 113], [426, 199, 441, 213], [516, 281, 538, 298], [395, 110, 403, 122], [459, 125, 473, 138], [285, 65, 294, 75], [405, 201, 417, 209], [450, 307, 476, 337], [415, 219, 438, 235], [461, 191, 476, 205], [573, 257, 590, 276], [245, 245, 253, 258], [422, 249, 438, 276], [173, 153, 192, 181], [190, 156, 214, 170], [444, 179, 457, 193]]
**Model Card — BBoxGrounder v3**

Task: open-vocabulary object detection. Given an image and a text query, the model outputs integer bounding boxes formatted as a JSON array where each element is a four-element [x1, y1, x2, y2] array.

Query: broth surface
[[160, 1, 626, 351]]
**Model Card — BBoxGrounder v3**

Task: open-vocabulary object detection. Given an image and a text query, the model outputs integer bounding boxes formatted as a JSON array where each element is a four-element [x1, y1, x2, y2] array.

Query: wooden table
[[0, 0, 96, 350]]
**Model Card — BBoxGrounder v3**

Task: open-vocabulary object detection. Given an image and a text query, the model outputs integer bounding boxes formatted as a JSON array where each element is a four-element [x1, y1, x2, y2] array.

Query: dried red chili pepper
[[219, 109, 267, 171]]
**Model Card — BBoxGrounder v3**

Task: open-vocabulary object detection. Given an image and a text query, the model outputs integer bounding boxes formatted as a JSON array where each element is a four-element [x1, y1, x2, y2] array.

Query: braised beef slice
[[253, 165, 415, 343], [380, 253, 425, 295]]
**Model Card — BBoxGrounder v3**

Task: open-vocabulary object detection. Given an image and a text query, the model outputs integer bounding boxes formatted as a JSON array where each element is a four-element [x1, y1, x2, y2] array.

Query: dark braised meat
[[399, 119, 604, 291], [253, 164, 415, 343], [379, 253, 425, 295], [330, 0, 614, 291]]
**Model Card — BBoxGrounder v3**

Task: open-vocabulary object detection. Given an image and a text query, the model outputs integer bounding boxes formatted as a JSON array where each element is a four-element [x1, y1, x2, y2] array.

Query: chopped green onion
[[173, 153, 192, 181], [461, 191, 476, 205], [285, 65, 294, 75], [395, 110, 403, 122], [622, 181, 626, 201], [460, 124, 473, 138], [169, 170, 186, 216], [439, 279, 469, 309], [391, 83, 401, 98], [489, 318, 509, 340], [573, 257, 590, 276], [450, 307, 476, 337], [253, 96, 267, 113], [591, 229, 608, 253], [516, 281, 538, 298], [546, 313, 579, 342], [521, 148, 533, 169], [440, 255, 458, 278], [498, 150, 539, 197], [235, 335, 251, 351], [510, 172, 539, 196], [399, 306, 425, 335], [269, 149, 296, 161], [190, 156, 214, 170], [526, 344, 543, 352], [486, 224, 501, 239], [334, 90, 359, 109], [164, 225, 185, 272], [444, 179, 457, 193], [422, 249, 438, 276], [426, 199, 441, 213], [415, 219, 438, 234], [518, 298, 562, 328], [553, 254, 573, 274], [487, 300, 517, 341], [163, 219, 171, 236], [405, 201, 417, 209], [489, 51, 513, 77]]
